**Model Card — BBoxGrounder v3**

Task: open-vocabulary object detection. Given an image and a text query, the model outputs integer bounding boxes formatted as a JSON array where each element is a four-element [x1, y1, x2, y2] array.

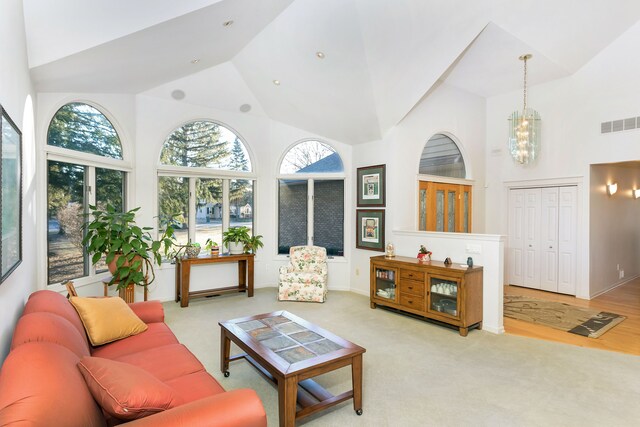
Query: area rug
[[504, 295, 626, 338]]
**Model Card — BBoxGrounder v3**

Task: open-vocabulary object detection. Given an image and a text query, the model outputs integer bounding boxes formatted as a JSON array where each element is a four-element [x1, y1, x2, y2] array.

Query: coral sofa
[[0, 290, 266, 427]]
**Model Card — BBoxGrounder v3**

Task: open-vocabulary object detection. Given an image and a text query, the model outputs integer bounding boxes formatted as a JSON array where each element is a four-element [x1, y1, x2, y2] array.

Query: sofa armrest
[[128, 301, 164, 324], [126, 389, 266, 427]]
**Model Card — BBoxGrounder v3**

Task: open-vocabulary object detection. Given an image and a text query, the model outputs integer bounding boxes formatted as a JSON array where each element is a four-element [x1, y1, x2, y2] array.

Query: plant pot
[[228, 242, 244, 255], [185, 246, 201, 258], [107, 253, 143, 275]]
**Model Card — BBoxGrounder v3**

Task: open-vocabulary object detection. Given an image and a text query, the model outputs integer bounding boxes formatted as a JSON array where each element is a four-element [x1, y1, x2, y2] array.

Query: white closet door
[[558, 186, 577, 295], [508, 189, 525, 286], [540, 188, 559, 291], [523, 188, 541, 289]]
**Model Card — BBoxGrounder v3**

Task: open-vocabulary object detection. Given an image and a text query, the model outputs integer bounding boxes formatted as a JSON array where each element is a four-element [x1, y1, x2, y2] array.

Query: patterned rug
[[504, 295, 626, 338]]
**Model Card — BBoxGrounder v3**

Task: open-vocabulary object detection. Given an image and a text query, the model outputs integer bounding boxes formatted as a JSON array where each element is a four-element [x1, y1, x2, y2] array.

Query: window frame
[[42, 101, 131, 289], [156, 120, 257, 252], [276, 140, 346, 259]]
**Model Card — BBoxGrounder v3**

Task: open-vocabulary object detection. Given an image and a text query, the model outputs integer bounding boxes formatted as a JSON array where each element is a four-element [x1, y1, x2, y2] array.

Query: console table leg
[[352, 354, 363, 414], [248, 256, 254, 297], [278, 376, 298, 427], [180, 263, 191, 307]]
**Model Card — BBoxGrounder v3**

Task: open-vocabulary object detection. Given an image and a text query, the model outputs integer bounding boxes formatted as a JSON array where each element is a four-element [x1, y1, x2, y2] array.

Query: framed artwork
[[356, 209, 385, 251], [357, 164, 385, 207], [0, 105, 22, 283]]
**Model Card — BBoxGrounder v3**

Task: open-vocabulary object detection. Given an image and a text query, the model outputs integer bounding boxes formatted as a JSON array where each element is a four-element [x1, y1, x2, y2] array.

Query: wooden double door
[[418, 181, 472, 232], [508, 186, 577, 295]]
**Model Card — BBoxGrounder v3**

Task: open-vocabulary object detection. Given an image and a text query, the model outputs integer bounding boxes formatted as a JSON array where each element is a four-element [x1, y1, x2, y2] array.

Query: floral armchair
[[278, 246, 328, 303]]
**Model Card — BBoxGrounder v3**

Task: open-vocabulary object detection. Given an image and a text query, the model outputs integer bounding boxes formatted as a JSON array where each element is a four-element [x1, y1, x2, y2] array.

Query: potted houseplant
[[82, 205, 176, 290], [205, 238, 219, 255], [222, 226, 251, 255], [417, 245, 432, 262], [244, 234, 264, 254]]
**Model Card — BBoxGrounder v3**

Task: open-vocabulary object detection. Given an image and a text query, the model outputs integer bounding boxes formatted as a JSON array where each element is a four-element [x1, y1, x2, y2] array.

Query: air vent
[[612, 120, 624, 132], [624, 117, 636, 130], [601, 115, 640, 134]]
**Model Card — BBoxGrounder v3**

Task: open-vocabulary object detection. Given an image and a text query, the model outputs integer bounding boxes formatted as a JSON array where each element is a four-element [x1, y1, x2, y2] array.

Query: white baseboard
[[590, 274, 639, 299]]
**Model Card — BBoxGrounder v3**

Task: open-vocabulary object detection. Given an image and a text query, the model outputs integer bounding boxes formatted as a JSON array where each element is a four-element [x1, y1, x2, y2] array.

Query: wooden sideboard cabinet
[[370, 255, 483, 336]]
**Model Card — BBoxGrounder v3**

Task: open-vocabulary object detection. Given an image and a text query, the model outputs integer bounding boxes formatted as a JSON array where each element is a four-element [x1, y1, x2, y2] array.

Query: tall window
[[418, 134, 471, 232], [278, 140, 344, 256], [47, 103, 127, 285], [158, 121, 254, 248]]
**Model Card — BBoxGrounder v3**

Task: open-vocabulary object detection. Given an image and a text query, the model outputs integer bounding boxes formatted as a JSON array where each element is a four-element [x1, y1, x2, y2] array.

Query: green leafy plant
[[222, 226, 251, 245], [82, 205, 175, 290], [244, 235, 264, 254], [204, 238, 219, 251], [419, 245, 432, 255]]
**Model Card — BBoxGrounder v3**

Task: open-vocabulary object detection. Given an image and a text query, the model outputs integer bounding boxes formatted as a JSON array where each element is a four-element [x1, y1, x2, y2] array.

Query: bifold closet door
[[508, 190, 525, 285], [557, 186, 577, 295], [540, 188, 559, 292], [523, 189, 541, 289]]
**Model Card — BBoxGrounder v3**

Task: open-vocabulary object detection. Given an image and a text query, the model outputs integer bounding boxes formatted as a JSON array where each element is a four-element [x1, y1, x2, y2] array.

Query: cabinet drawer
[[400, 294, 424, 311], [399, 280, 424, 296], [400, 269, 424, 281]]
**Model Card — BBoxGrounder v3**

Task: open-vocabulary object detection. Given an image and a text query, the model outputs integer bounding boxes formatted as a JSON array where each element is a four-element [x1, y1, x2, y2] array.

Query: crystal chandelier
[[508, 54, 540, 165]]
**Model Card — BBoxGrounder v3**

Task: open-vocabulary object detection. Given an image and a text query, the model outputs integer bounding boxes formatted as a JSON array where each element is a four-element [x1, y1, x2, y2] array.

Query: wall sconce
[[606, 182, 618, 196], [634, 189, 640, 199]]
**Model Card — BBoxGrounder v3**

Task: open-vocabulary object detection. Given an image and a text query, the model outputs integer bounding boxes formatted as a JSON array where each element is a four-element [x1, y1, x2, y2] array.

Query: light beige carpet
[[163, 288, 640, 427], [504, 295, 626, 338]]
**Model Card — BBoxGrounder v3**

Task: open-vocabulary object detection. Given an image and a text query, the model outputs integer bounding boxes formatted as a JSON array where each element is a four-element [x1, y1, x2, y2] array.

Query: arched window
[[46, 102, 127, 285], [419, 134, 465, 178], [157, 120, 254, 248], [277, 140, 344, 256], [418, 134, 472, 233]]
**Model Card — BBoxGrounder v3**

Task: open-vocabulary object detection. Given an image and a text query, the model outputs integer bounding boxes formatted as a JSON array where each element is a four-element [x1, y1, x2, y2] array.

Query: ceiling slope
[[232, 0, 380, 144], [29, 0, 293, 93], [23, 0, 224, 68]]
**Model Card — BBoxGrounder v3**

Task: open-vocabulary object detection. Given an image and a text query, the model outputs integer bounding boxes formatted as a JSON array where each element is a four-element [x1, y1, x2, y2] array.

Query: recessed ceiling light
[[223, 20, 234, 27], [190, 59, 200, 64], [239, 104, 252, 113], [273, 80, 280, 86], [316, 51, 325, 59], [171, 90, 186, 100]]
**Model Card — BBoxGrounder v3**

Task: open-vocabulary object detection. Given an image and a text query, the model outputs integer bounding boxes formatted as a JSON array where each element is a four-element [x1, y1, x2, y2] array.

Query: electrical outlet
[[355, 268, 360, 276], [619, 270, 624, 279], [466, 244, 482, 254], [616, 264, 620, 270]]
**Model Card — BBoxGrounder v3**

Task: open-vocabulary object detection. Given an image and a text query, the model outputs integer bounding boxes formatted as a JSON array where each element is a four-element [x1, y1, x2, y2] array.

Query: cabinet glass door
[[428, 276, 459, 317], [374, 268, 397, 301]]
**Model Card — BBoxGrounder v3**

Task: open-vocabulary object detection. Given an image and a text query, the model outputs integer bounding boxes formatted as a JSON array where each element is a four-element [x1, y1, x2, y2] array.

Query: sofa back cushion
[[11, 312, 90, 357], [23, 290, 89, 347], [0, 343, 106, 427], [289, 245, 327, 273]]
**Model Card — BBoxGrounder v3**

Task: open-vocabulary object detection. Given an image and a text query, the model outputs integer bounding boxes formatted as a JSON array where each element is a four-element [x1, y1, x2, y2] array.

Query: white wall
[[485, 21, 640, 298], [0, 0, 37, 361], [351, 83, 488, 295], [589, 164, 640, 296], [35, 87, 353, 301]]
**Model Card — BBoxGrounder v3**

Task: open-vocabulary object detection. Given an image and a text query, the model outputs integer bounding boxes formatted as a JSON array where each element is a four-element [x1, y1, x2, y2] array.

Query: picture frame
[[0, 105, 23, 283], [357, 164, 385, 207], [356, 209, 385, 251]]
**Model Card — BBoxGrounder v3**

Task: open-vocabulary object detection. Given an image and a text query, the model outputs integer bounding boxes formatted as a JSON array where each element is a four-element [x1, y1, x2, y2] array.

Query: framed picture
[[356, 209, 385, 251], [357, 164, 385, 207], [0, 105, 22, 283]]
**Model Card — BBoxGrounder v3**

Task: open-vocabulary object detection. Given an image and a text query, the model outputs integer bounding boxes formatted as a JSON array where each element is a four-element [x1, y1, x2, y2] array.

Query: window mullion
[[307, 179, 314, 246], [188, 178, 197, 243], [86, 166, 97, 277], [222, 179, 230, 235]]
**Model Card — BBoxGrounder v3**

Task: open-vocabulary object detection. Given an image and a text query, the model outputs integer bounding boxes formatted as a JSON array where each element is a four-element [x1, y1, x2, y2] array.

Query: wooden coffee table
[[219, 311, 365, 427]]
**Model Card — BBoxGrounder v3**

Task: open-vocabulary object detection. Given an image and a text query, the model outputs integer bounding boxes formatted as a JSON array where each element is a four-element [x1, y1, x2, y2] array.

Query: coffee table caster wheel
[[356, 409, 363, 416], [224, 371, 230, 377]]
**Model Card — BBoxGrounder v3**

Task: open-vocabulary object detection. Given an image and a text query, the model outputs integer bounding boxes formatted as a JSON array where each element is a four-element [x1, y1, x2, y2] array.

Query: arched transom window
[[157, 120, 254, 249], [419, 133, 465, 178], [277, 140, 344, 256]]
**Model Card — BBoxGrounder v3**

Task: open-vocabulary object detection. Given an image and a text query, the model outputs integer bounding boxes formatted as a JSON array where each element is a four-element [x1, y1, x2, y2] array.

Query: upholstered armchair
[[278, 246, 328, 303]]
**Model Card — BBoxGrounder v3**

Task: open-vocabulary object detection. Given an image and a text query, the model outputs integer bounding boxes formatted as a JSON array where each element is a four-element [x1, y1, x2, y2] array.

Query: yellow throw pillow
[[70, 297, 148, 346]]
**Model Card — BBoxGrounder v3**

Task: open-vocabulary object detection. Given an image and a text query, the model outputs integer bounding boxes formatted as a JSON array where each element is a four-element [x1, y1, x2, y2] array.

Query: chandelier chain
[[522, 56, 527, 113]]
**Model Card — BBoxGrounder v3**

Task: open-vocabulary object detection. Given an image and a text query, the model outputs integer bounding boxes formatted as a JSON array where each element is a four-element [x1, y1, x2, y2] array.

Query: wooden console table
[[175, 253, 254, 307]]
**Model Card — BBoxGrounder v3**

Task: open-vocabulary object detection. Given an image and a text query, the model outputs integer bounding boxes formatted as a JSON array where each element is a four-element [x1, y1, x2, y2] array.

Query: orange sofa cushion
[[70, 296, 148, 346], [78, 356, 181, 421], [91, 322, 178, 359], [11, 312, 90, 357]]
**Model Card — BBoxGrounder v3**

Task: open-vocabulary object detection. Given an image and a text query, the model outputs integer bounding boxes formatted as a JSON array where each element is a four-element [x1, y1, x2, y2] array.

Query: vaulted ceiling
[[23, 0, 640, 144]]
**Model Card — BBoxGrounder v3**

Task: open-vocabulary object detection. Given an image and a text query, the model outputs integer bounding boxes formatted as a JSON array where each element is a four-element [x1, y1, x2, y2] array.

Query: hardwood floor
[[504, 277, 640, 356]]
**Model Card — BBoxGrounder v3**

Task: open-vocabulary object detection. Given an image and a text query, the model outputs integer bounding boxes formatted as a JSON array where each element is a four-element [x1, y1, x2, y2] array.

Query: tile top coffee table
[[219, 311, 366, 427]]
